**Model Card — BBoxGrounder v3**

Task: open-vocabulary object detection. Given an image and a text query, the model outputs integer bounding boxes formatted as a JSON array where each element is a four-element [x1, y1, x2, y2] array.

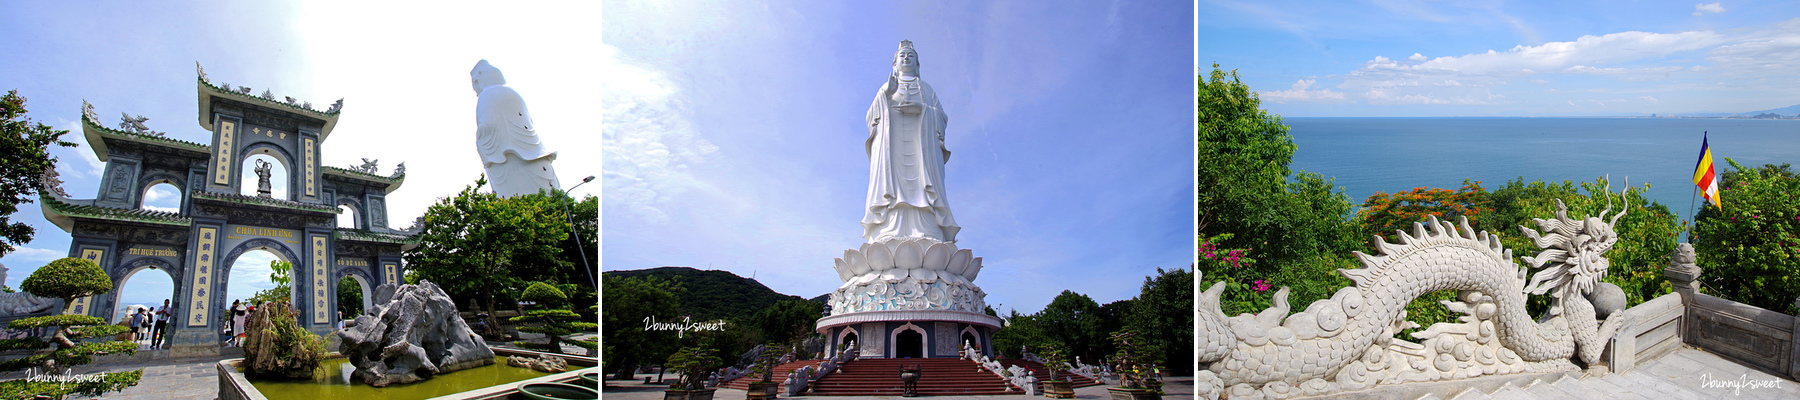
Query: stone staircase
[[1362, 348, 1800, 400], [999, 359, 1104, 388], [1417, 373, 1662, 400], [718, 359, 826, 392], [807, 357, 1018, 396]]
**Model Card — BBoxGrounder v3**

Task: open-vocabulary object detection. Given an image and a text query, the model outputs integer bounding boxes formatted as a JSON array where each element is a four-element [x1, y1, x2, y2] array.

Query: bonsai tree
[[752, 342, 782, 382], [1108, 330, 1162, 395], [510, 281, 598, 354], [242, 300, 327, 378], [0, 257, 142, 399], [666, 346, 722, 391], [1039, 344, 1071, 381]]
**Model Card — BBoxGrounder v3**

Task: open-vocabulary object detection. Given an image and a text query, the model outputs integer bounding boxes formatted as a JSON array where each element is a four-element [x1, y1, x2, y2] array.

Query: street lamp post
[[561, 176, 596, 289]]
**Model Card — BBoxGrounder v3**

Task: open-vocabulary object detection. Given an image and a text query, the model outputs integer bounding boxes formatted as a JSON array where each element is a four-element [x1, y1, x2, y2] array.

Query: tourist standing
[[152, 299, 169, 349], [225, 300, 241, 346], [231, 301, 248, 346], [128, 308, 145, 345]]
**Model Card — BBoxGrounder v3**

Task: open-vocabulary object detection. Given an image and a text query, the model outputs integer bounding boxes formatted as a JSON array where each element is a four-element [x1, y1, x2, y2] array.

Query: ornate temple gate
[[39, 68, 416, 356]]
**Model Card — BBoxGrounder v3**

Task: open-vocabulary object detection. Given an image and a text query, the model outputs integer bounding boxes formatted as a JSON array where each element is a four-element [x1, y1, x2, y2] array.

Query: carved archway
[[238, 143, 294, 200], [891, 322, 927, 358], [100, 257, 182, 324], [217, 238, 300, 328], [333, 266, 375, 319]]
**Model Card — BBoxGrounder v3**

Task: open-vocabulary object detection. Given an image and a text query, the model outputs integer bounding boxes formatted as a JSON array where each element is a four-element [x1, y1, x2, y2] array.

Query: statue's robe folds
[[863, 76, 959, 243], [475, 84, 561, 197]]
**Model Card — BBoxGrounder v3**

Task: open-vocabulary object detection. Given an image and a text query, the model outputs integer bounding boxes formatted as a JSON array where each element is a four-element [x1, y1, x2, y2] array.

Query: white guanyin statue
[[828, 41, 985, 316], [862, 40, 959, 244], [471, 59, 562, 197]]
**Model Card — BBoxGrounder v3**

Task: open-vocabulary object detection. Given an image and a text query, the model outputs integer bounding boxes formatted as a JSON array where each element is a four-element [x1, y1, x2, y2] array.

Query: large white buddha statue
[[471, 59, 561, 197], [862, 41, 960, 243]]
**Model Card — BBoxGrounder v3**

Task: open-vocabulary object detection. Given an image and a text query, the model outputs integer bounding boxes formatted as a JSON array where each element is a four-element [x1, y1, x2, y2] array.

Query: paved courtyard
[[0, 335, 596, 400], [602, 373, 1194, 399]]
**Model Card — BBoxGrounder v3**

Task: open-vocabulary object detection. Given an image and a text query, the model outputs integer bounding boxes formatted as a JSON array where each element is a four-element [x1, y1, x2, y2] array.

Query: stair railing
[[1068, 356, 1118, 384], [711, 365, 750, 388], [786, 343, 858, 396], [966, 340, 1037, 394]]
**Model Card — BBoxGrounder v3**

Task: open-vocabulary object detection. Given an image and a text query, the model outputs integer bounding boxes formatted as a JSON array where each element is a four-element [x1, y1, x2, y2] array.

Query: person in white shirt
[[152, 299, 170, 349]]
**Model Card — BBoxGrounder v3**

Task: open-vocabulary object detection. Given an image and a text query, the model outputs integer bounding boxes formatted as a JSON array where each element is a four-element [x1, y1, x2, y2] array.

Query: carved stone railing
[[1639, 242, 1800, 381], [966, 341, 1034, 394], [1603, 292, 1684, 374], [786, 344, 857, 396], [1069, 356, 1117, 384], [709, 365, 749, 388]]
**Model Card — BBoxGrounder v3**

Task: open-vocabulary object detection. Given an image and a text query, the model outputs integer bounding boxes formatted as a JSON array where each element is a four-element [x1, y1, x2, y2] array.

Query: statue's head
[[470, 60, 506, 94], [892, 40, 920, 77]]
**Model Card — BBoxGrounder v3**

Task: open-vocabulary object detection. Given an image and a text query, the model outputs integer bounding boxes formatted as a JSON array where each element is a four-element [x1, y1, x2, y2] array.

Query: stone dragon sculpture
[[1198, 196, 1632, 399]]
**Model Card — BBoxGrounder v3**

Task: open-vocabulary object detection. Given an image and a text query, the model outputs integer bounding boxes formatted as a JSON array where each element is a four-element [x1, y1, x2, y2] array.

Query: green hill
[[604, 266, 808, 322]]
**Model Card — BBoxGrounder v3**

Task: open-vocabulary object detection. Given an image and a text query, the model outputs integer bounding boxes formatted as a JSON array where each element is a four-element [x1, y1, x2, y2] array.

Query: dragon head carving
[[1519, 186, 1628, 315]]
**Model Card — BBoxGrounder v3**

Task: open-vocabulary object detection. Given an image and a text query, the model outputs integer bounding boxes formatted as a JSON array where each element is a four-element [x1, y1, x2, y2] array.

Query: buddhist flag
[[1693, 132, 1720, 208]]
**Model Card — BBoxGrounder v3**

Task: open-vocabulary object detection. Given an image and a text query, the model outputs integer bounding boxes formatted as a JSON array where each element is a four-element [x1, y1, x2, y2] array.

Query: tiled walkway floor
[[0, 336, 594, 400]]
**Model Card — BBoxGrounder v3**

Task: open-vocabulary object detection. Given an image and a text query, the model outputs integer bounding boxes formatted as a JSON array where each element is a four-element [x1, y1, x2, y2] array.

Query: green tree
[[602, 274, 682, 379], [512, 281, 599, 354], [1127, 267, 1193, 376], [0, 90, 77, 260], [406, 176, 569, 333], [1038, 290, 1106, 363], [1196, 64, 1361, 319], [337, 276, 364, 317], [0, 258, 140, 399], [989, 309, 1051, 359], [250, 260, 293, 304], [752, 299, 823, 345], [1693, 159, 1800, 314]]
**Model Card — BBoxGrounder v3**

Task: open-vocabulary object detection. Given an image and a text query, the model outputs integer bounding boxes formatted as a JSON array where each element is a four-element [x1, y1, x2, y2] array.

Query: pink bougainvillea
[[1251, 279, 1271, 292]]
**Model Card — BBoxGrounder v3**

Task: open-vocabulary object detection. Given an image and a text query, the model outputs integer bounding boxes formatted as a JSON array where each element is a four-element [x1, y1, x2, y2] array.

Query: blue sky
[[1199, 1, 1800, 117], [602, 0, 1196, 313], [0, 2, 600, 312]]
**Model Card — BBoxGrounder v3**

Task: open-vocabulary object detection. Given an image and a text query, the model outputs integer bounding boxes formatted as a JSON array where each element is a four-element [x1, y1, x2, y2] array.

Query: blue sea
[[1285, 118, 1800, 229]]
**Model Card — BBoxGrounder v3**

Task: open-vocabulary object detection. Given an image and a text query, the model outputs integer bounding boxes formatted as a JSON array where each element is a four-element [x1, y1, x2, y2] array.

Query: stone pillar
[[1664, 243, 1701, 306]]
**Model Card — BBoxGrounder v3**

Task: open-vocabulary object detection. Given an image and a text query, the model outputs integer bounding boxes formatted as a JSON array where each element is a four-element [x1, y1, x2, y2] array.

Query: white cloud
[[57, 120, 105, 179], [1357, 31, 1724, 78], [1639, 96, 1660, 104], [601, 44, 718, 225], [1707, 32, 1800, 73], [1409, 53, 1427, 61], [1563, 65, 1684, 75], [1694, 3, 1726, 16], [3, 247, 65, 264], [1259, 78, 1349, 103], [1435, 80, 1464, 87]]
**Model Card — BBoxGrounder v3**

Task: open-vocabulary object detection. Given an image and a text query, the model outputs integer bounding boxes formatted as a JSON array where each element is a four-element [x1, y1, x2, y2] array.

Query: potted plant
[[1105, 331, 1163, 400], [665, 346, 722, 400], [746, 342, 783, 399], [1039, 345, 1076, 398]]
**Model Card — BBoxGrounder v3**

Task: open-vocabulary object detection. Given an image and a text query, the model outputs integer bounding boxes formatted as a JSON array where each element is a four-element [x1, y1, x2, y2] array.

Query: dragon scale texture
[[1198, 207, 1629, 399]]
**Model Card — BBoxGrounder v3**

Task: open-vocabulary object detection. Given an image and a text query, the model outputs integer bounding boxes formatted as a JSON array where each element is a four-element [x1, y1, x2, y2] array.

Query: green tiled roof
[[321, 166, 403, 183], [83, 115, 211, 152], [189, 190, 341, 214], [39, 193, 192, 227], [199, 78, 341, 117], [334, 229, 418, 245]]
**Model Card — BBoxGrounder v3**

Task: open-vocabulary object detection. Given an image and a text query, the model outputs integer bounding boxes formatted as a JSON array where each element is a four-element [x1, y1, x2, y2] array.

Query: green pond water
[[245, 356, 557, 400]]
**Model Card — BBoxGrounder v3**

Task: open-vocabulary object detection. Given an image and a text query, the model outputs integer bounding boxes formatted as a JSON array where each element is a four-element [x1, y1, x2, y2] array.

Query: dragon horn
[[1599, 175, 1613, 220], [1610, 177, 1629, 227]]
